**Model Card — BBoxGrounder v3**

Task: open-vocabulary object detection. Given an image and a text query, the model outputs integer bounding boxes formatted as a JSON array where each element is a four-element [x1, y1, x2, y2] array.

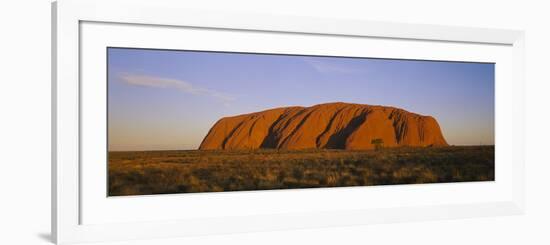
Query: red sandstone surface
[[199, 102, 448, 150]]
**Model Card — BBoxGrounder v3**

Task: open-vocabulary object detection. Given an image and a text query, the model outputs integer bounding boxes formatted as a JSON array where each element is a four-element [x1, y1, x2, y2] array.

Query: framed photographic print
[[107, 48, 495, 196], [52, 0, 525, 244]]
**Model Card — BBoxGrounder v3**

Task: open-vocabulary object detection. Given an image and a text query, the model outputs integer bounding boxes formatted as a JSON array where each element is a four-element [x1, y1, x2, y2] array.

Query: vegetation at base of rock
[[108, 146, 494, 196], [371, 138, 384, 151]]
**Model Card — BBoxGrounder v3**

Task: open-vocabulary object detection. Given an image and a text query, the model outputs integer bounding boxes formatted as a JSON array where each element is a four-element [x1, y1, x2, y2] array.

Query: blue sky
[[108, 48, 494, 151]]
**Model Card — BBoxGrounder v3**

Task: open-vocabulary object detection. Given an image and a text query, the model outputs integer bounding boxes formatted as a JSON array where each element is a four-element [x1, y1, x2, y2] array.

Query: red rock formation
[[199, 102, 448, 150]]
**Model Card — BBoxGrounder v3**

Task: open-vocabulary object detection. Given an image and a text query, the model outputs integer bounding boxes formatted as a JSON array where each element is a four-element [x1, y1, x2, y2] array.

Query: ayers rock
[[199, 102, 448, 150]]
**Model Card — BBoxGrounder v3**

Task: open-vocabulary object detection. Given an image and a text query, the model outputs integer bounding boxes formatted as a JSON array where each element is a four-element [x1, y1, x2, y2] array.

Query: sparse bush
[[371, 138, 384, 151]]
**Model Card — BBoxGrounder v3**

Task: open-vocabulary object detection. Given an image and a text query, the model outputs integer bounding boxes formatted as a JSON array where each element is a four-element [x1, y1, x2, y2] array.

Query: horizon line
[[108, 144, 496, 153]]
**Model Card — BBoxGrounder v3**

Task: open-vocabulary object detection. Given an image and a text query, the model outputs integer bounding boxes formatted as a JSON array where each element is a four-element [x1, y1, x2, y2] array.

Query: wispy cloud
[[118, 73, 235, 103], [302, 57, 367, 74]]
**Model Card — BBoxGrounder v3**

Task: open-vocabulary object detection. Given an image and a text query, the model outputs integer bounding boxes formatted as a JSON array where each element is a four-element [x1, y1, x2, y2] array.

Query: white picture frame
[[52, 0, 525, 244]]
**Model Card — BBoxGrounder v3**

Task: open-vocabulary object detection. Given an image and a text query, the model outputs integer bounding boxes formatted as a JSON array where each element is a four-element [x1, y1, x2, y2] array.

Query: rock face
[[199, 102, 448, 150]]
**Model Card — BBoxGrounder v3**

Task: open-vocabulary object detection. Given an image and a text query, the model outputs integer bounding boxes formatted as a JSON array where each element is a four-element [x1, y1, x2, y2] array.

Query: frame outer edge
[[51, 2, 58, 243], [55, 0, 82, 243], [512, 32, 526, 213], [53, 0, 526, 243], [69, 0, 520, 45]]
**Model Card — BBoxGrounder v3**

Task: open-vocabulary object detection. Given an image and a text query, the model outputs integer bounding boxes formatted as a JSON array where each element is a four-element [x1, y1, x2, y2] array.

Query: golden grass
[[108, 146, 494, 196]]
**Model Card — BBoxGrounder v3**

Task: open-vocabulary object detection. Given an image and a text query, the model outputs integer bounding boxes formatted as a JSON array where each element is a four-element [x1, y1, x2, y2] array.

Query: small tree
[[371, 138, 384, 151]]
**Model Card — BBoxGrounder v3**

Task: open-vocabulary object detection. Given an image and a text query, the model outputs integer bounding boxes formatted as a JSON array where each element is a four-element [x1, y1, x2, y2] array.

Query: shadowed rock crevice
[[199, 102, 448, 150], [278, 109, 316, 149], [315, 106, 348, 148], [325, 110, 369, 149], [389, 109, 407, 144], [221, 120, 247, 150], [265, 108, 307, 147], [258, 107, 304, 149]]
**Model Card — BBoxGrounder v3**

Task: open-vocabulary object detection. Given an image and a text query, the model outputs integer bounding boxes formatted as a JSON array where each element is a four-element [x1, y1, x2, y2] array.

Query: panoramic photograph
[[107, 47, 495, 196]]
